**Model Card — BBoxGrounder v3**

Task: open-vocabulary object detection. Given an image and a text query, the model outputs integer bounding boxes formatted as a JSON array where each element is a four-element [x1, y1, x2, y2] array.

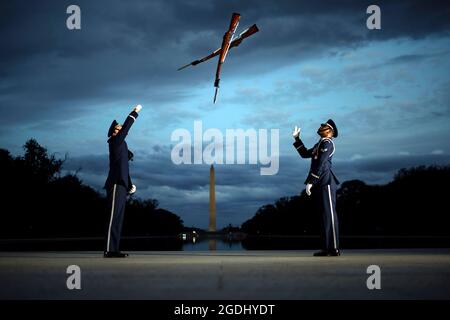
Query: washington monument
[[209, 164, 216, 232]]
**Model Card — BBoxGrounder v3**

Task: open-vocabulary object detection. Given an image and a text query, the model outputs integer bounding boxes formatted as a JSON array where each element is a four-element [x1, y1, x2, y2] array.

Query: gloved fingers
[[306, 183, 312, 196]]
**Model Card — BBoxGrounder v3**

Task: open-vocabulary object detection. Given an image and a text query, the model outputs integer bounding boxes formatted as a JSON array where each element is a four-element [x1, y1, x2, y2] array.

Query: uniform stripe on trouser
[[327, 184, 337, 250], [106, 184, 117, 252]]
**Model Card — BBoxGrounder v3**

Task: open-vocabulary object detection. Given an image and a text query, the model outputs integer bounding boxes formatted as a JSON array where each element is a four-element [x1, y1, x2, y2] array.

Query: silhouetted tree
[[123, 199, 184, 236], [19, 138, 64, 185]]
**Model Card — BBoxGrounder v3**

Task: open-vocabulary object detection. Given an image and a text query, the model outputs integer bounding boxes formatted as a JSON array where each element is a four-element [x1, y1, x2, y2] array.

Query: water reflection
[[179, 233, 321, 251], [181, 234, 244, 251], [208, 239, 216, 251]]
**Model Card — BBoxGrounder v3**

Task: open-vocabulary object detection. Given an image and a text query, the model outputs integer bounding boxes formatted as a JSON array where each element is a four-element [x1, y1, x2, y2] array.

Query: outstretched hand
[[292, 126, 301, 139], [133, 104, 142, 113], [129, 184, 137, 195]]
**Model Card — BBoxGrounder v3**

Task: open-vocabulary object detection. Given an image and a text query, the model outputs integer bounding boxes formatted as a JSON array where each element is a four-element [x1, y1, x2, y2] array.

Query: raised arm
[[293, 137, 314, 158], [292, 126, 313, 158], [114, 105, 142, 144]]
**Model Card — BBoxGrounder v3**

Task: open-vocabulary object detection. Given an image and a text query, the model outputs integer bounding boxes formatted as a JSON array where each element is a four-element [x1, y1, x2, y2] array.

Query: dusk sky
[[1, 0, 449, 229]]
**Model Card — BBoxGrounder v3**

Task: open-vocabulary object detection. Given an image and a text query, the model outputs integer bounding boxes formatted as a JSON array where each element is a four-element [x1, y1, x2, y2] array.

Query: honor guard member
[[292, 119, 340, 257], [104, 104, 142, 258]]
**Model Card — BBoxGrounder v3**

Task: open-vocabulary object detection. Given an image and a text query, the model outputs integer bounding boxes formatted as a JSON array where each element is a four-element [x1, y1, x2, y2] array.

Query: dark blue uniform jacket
[[104, 111, 138, 191], [293, 137, 340, 186]]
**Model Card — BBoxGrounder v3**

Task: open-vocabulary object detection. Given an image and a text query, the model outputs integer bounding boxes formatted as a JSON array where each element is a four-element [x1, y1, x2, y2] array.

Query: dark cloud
[[1, 0, 450, 127], [383, 51, 450, 66], [373, 95, 392, 99]]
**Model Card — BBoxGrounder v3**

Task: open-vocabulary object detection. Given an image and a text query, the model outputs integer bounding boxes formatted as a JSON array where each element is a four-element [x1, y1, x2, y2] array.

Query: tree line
[[0, 139, 184, 239], [241, 165, 450, 237]]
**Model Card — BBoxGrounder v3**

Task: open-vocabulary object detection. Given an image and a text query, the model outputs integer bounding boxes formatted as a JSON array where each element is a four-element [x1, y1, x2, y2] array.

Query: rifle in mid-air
[[177, 13, 259, 103]]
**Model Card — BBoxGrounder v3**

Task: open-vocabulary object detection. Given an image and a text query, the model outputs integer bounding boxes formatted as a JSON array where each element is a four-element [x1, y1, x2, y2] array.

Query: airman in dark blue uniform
[[293, 119, 340, 256], [103, 105, 142, 258]]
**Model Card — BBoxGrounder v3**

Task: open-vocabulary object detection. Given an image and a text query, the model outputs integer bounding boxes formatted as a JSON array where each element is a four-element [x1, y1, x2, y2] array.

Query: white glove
[[134, 104, 142, 113], [129, 184, 136, 194], [292, 126, 301, 139], [305, 183, 313, 196]]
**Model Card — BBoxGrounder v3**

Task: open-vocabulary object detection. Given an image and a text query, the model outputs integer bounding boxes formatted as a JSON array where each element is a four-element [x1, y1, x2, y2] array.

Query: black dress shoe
[[328, 249, 340, 256], [313, 250, 330, 257], [313, 249, 341, 257], [103, 251, 129, 258]]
